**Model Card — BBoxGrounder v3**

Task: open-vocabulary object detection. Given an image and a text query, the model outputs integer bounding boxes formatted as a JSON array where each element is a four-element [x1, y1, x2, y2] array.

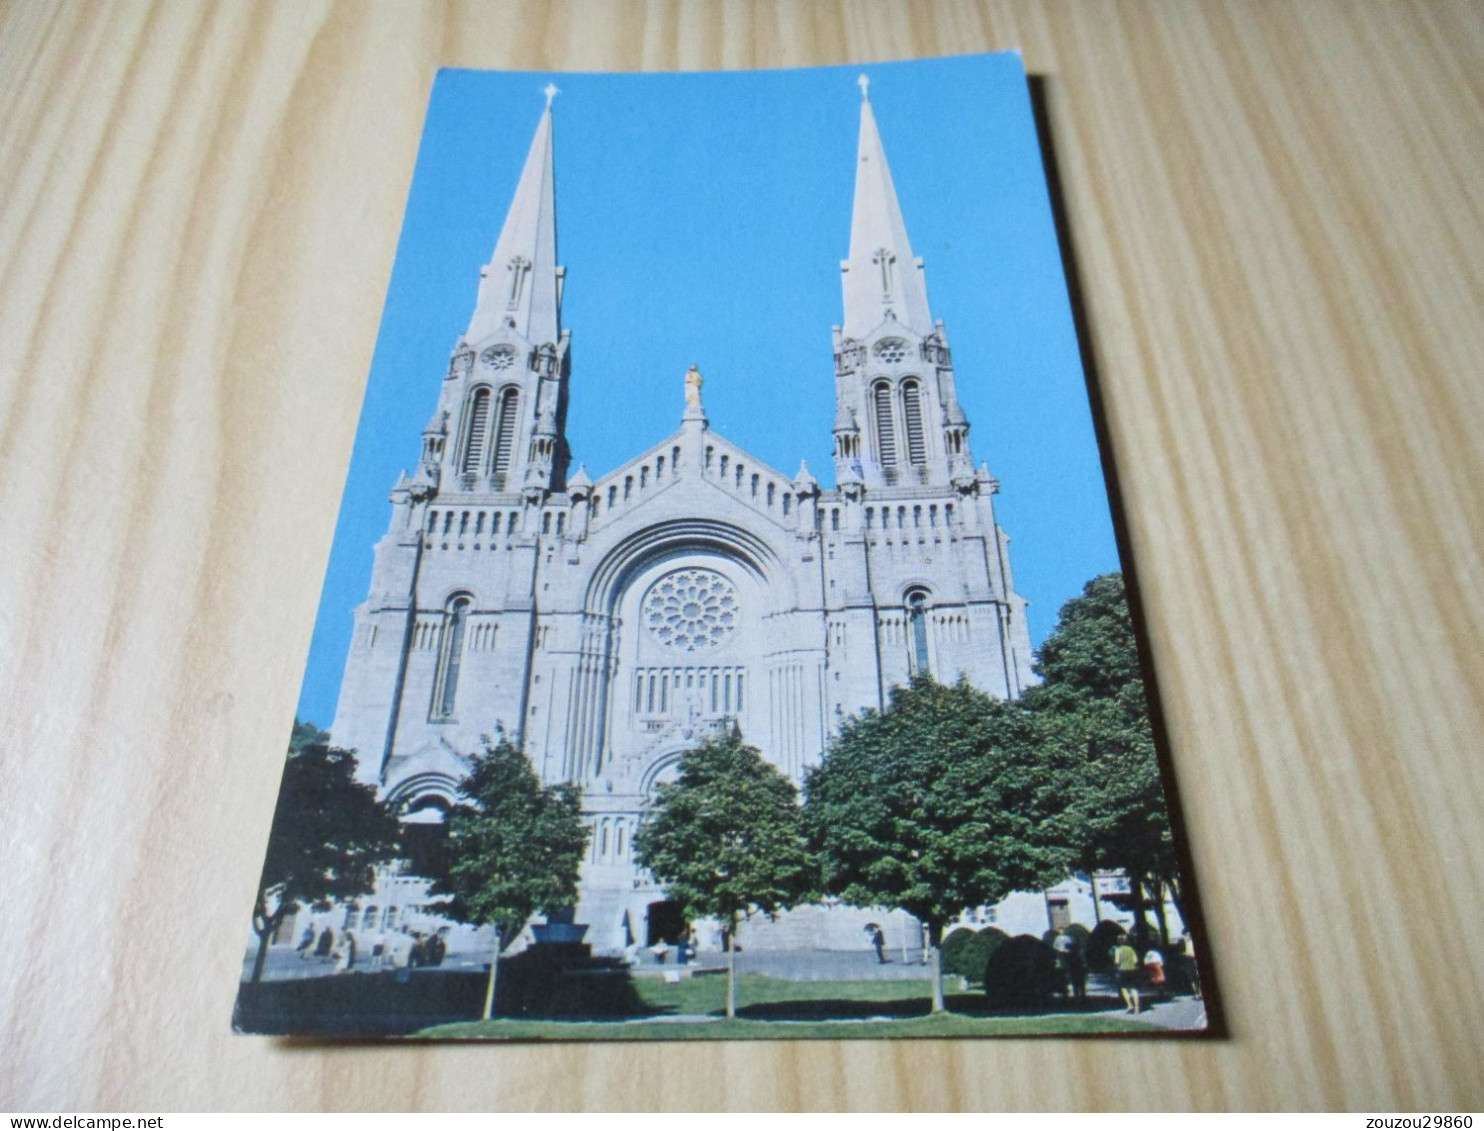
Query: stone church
[[329, 79, 1037, 954]]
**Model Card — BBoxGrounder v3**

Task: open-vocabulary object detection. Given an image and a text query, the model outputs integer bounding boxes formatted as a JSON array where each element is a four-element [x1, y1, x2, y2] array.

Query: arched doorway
[[645, 900, 687, 947], [399, 794, 452, 879]]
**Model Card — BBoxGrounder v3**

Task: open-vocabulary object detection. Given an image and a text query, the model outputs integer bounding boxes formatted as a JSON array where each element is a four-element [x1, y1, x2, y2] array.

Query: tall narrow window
[[873, 382, 897, 466], [902, 381, 927, 466], [491, 387, 519, 479], [461, 388, 492, 475], [431, 595, 471, 719], [907, 590, 930, 676]]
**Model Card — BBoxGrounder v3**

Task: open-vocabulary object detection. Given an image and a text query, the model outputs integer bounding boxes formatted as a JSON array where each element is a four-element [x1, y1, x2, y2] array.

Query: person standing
[[1053, 929, 1075, 995], [868, 924, 888, 964], [1143, 945, 1166, 1000], [1055, 928, 1087, 1001], [334, 930, 357, 974], [1180, 932, 1202, 999], [426, 928, 447, 968], [1112, 934, 1141, 1014], [390, 929, 415, 983]]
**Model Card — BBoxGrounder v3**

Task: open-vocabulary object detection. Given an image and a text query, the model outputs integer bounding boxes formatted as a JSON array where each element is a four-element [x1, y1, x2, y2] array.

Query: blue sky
[[296, 53, 1120, 726]]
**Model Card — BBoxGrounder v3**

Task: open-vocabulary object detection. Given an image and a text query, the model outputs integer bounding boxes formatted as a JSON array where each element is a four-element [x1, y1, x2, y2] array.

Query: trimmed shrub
[[983, 934, 1060, 1010], [1086, 919, 1125, 973], [941, 928, 978, 980], [941, 926, 1007, 986]]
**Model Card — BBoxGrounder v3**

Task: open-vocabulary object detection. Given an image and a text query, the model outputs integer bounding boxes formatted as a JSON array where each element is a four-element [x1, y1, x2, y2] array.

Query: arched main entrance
[[645, 900, 687, 947], [399, 795, 451, 879]]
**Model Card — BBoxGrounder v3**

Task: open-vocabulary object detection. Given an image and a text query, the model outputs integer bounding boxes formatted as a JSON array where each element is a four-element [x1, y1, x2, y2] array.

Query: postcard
[[235, 54, 1207, 1039]]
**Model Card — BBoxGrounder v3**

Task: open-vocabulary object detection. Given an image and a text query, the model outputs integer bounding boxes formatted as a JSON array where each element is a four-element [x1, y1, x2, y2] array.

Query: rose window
[[643, 569, 738, 652], [872, 337, 909, 364], [481, 345, 517, 370]]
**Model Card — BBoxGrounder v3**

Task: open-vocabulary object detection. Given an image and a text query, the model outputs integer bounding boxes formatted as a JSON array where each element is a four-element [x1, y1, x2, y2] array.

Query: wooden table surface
[[3, 0, 1482, 1112]]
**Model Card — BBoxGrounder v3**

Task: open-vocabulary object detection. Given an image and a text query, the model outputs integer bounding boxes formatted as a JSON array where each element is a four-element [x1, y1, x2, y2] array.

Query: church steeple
[[832, 77, 976, 492], [841, 75, 932, 340], [428, 89, 572, 498], [467, 84, 563, 346]]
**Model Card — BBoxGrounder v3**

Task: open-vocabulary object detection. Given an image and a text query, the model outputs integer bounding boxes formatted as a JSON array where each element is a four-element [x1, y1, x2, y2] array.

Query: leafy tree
[[249, 732, 400, 983], [1027, 573, 1180, 941], [1030, 572, 1146, 711], [633, 730, 815, 1019], [431, 736, 589, 1019], [288, 718, 329, 756], [804, 678, 1075, 1012]]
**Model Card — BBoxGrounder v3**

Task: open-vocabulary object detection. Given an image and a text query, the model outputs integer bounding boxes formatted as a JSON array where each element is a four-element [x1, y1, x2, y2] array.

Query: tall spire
[[841, 76, 932, 339], [467, 91, 562, 345]]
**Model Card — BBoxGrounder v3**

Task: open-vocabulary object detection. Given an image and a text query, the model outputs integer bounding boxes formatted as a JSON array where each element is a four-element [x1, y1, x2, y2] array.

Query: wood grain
[[2, 0, 1482, 1111]]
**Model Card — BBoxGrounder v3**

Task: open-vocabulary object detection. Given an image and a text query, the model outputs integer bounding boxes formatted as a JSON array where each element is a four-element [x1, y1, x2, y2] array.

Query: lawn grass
[[416, 974, 1152, 1040], [419, 1012, 1147, 1040], [632, 972, 935, 1015]]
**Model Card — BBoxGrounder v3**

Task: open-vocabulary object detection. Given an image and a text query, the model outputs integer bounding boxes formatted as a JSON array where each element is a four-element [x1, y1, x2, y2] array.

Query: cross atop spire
[[544, 82, 559, 108], [857, 73, 870, 101], [841, 79, 932, 338], [466, 95, 563, 345]]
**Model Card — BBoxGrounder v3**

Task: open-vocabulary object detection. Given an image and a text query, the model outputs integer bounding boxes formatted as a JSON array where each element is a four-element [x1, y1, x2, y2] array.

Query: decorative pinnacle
[[543, 82, 560, 108], [857, 73, 870, 100]]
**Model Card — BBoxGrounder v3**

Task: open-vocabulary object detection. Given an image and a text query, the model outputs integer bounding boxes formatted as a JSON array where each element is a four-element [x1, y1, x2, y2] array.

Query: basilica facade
[[329, 81, 1037, 954]]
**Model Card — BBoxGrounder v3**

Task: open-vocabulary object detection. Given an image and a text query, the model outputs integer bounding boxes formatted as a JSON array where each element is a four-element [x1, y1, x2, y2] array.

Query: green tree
[[288, 718, 329, 756], [1030, 573, 1146, 711], [804, 678, 1075, 1012], [249, 732, 400, 983], [1027, 573, 1180, 941], [633, 730, 815, 1019], [432, 736, 589, 1020]]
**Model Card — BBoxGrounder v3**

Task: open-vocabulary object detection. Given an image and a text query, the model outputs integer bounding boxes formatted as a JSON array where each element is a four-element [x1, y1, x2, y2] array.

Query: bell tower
[[832, 76, 976, 493], [421, 85, 571, 500]]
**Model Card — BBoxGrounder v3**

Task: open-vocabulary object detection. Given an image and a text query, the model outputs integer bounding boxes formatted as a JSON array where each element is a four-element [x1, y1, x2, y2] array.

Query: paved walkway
[[642, 947, 935, 982], [249, 945, 933, 984], [1120, 995, 1208, 1031], [242, 946, 488, 983]]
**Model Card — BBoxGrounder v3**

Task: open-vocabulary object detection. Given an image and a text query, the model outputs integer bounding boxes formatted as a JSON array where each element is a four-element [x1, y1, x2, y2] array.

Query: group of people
[[1107, 930, 1199, 1015], [628, 933, 699, 966], [294, 923, 449, 980], [1049, 926, 1200, 1015]]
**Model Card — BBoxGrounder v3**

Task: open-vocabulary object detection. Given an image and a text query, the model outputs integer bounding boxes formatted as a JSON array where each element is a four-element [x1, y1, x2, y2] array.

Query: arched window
[[873, 382, 897, 467], [430, 594, 472, 719], [907, 589, 930, 676], [901, 380, 927, 466], [460, 387, 491, 475], [491, 387, 520, 480]]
